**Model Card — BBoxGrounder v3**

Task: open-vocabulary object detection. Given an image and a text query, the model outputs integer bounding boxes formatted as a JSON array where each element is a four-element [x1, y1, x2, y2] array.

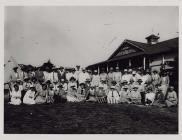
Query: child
[[165, 86, 177, 107], [23, 85, 36, 105], [119, 85, 130, 103], [9, 84, 22, 105], [54, 84, 67, 103], [145, 87, 156, 106], [128, 85, 141, 104], [107, 86, 120, 104]]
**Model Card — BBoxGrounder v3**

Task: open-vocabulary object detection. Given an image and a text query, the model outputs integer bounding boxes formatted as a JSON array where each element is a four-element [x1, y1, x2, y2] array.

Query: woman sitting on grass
[[86, 85, 97, 102], [66, 83, 78, 102], [23, 85, 36, 105], [165, 86, 177, 107], [145, 86, 156, 106], [128, 85, 141, 104], [119, 85, 130, 104], [35, 84, 47, 104], [9, 84, 22, 105]]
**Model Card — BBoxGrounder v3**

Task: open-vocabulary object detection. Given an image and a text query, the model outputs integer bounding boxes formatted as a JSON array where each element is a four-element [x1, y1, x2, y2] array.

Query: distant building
[[86, 34, 178, 73]]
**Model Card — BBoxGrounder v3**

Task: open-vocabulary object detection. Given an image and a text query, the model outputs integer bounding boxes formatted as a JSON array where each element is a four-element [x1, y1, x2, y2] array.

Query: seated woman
[[165, 86, 178, 107], [35, 84, 47, 104], [66, 83, 78, 102], [119, 85, 130, 103], [46, 84, 55, 104], [67, 77, 77, 92], [23, 85, 36, 105], [86, 85, 97, 102], [76, 83, 87, 102], [128, 85, 141, 104], [60, 78, 68, 92], [96, 84, 107, 103], [145, 86, 156, 106], [54, 84, 67, 103], [107, 86, 120, 104], [9, 84, 22, 105]]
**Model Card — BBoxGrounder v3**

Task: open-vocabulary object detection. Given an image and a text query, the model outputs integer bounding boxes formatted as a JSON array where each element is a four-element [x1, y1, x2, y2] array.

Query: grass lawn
[[4, 102, 178, 134]]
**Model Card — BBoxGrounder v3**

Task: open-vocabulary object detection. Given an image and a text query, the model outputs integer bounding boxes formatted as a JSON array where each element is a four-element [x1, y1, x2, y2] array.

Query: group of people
[[5, 65, 178, 108]]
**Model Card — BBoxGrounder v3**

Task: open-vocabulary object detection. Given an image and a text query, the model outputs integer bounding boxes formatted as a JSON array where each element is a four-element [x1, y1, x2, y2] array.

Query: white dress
[[23, 90, 36, 105], [9, 90, 22, 105]]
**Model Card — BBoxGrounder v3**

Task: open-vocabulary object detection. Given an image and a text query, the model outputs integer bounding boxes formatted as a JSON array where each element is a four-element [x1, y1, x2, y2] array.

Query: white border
[[0, 0, 181, 140]]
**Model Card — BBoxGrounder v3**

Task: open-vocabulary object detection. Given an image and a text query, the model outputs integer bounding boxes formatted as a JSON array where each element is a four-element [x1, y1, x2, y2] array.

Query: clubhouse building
[[87, 34, 178, 73]]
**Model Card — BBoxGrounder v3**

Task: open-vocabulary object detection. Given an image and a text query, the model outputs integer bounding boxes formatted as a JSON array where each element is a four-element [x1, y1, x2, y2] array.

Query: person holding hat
[[107, 67, 115, 88], [35, 84, 48, 104], [9, 84, 22, 105], [91, 69, 100, 87], [23, 85, 36, 105], [165, 86, 177, 107], [67, 76, 77, 92], [113, 66, 122, 85], [107, 85, 120, 104], [128, 85, 141, 104], [119, 85, 130, 103], [145, 86, 156, 106]]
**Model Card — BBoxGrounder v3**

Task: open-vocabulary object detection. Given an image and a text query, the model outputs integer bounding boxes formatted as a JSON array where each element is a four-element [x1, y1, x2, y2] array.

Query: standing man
[[58, 66, 66, 82], [113, 66, 122, 84], [107, 67, 114, 88], [91, 69, 100, 87], [99, 68, 108, 84], [78, 68, 90, 84]]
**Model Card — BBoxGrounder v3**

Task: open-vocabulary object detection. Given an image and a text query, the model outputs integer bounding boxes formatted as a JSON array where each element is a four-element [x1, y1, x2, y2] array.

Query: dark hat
[[69, 77, 76, 81], [13, 67, 18, 70]]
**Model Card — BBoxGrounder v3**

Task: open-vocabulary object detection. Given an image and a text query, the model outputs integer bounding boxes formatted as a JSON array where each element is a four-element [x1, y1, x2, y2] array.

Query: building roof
[[87, 37, 178, 68]]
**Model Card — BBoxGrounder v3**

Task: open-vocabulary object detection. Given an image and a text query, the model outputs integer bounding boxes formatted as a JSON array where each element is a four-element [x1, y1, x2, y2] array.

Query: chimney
[[145, 34, 160, 45]]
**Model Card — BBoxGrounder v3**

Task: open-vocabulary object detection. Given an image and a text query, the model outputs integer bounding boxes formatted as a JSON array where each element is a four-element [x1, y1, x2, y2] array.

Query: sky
[[4, 6, 179, 68]]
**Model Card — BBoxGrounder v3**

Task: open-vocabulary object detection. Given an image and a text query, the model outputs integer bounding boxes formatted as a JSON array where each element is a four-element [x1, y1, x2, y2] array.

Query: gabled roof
[[108, 37, 178, 60]]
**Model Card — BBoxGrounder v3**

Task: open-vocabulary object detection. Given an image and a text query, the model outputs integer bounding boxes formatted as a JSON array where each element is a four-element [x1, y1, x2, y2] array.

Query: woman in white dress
[[23, 85, 36, 105], [9, 84, 22, 105], [165, 86, 178, 107]]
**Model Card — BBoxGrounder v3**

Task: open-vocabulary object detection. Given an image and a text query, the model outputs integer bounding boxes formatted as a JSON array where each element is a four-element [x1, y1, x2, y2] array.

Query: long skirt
[[107, 96, 120, 104], [35, 96, 46, 104], [23, 98, 35, 105], [165, 100, 177, 107], [9, 97, 21, 105]]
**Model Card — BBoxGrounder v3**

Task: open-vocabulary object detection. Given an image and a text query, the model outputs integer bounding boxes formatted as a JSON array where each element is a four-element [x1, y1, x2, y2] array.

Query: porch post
[[162, 55, 165, 64], [143, 56, 146, 70], [129, 59, 131, 67], [98, 66, 100, 74], [107, 63, 109, 73]]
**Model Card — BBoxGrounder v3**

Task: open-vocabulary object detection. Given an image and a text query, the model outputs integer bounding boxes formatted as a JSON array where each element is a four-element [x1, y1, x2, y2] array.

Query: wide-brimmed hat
[[137, 79, 143, 82], [133, 85, 139, 89], [132, 71, 136, 75], [123, 85, 128, 89], [69, 77, 76, 81], [79, 82, 85, 86], [124, 69, 128, 72], [115, 67, 119, 70], [110, 86, 116, 89]]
